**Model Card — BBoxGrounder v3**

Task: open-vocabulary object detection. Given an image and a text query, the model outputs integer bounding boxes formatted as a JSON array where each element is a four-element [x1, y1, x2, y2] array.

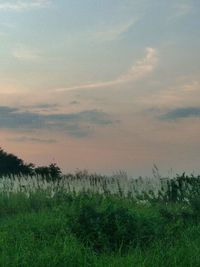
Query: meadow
[[1, 169, 200, 266]]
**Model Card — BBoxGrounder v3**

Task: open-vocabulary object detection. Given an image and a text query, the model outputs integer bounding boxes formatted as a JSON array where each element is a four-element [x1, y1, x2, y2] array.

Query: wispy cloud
[[12, 45, 41, 61], [181, 81, 200, 92], [160, 107, 200, 121], [93, 18, 138, 42], [63, 18, 139, 46], [21, 103, 59, 112], [0, 0, 50, 12], [57, 47, 158, 92], [172, 1, 193, 18], [0, 106, 114, 138], [8, 136, 57, 144], [70, 101, 80, 105]]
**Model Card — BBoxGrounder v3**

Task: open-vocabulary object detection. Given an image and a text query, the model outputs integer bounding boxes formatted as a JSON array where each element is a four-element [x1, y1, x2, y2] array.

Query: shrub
[[69, 204, 161, 253]]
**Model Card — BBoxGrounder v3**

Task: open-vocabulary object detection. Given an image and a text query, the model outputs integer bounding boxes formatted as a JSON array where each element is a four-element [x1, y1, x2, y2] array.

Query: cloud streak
[[0, 0, 50, 12], [8, 136, 57, 144], [57, 47, 158, 92], [93, 18, 138, 42], [173, 2, 193, 18], [160, 107, 200, 121], [12, 45, 41, 61], [0, 106, 114, 138]]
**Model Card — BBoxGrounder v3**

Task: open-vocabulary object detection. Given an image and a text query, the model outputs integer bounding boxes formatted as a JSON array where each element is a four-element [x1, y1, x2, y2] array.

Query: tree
[[49, 163, 62, 181], [0, 148, 63, 180], [35, 166, 50, 178], [35, 163, 62, 181], [0, 147, 25, 176]]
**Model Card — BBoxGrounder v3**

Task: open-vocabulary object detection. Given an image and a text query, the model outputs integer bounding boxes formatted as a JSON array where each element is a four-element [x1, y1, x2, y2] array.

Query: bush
[[69, 204, 161, 253]]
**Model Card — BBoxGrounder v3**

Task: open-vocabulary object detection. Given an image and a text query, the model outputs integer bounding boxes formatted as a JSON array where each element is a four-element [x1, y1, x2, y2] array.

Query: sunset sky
[[0, 0, 200, 176]]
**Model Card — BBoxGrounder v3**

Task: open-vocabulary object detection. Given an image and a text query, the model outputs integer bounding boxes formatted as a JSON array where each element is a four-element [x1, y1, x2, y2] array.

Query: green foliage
[[69, 202, 164, 253], [162, 173, 200, 202], [3, 148, 200, 265], [70, 205, 135, 252], [0, 191, 200, 266]]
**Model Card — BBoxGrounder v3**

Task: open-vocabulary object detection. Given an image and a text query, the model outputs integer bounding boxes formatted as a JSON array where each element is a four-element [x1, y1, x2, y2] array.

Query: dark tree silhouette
[[0, 147, 28, 177], [35, 163, 62, 181], [49, 163, 62, 181], [35, 166, 50, 178], [0, 148, 62, 179]]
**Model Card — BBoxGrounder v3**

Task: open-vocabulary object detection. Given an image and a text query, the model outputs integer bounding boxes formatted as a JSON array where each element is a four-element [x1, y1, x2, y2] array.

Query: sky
[[0, 0, 200, 177]]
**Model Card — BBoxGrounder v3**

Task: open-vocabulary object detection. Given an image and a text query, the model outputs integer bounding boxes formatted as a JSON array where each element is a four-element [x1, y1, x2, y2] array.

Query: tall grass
[[0, 188, 200, 266], [1, 170, 200, 202], [1, 170, 200, 266]]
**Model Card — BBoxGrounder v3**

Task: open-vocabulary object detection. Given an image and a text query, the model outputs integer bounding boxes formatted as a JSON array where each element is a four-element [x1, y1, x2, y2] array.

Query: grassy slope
[[0, 192, 200, 267]]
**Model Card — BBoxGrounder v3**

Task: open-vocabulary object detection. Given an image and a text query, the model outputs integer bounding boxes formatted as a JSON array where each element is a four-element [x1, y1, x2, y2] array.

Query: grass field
[[1, 172, 200, 267]]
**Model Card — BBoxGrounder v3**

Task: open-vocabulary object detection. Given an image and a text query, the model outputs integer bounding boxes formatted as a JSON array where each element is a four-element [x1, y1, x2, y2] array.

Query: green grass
[[0, 190, 200, 266]]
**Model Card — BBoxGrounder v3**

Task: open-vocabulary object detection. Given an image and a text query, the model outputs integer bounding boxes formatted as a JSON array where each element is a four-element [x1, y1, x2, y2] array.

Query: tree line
[[0, 148, 62, 180]]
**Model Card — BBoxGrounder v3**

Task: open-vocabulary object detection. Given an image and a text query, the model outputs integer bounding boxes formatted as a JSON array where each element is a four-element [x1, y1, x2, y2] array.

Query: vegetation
[[1, 148, 200, 266], [0, 190, 200, 266], [0, 147, 62, 180]]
